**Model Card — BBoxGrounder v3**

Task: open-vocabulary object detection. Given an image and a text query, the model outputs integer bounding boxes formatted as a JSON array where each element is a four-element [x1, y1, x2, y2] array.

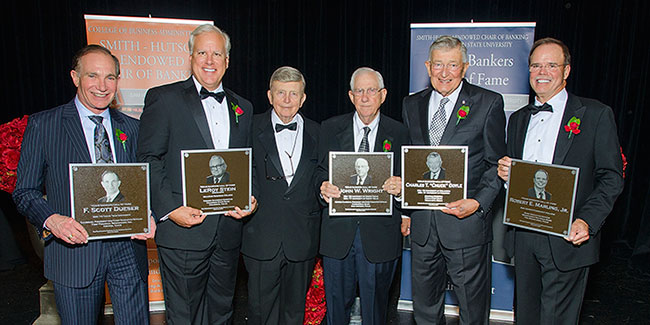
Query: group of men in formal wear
[[13, 21, 623, 325]]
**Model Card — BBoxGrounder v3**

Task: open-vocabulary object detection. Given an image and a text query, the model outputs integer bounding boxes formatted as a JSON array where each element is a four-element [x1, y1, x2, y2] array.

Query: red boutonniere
[[115, 128, 128, 151], [564, 116, 581, 138], [231, 103, 244, 124], [382, 139, 392, 152], [456, 102, 470, 125]]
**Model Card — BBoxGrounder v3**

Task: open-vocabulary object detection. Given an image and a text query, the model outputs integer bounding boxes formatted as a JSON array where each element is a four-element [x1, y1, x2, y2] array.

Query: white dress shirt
[[353, 112, 380, 152], [193, 76, 230, 149], [522, 89, 568, 163], [74, 96, 116, 163], [428, 81, 464, 129], [271, 111, 303, 185]]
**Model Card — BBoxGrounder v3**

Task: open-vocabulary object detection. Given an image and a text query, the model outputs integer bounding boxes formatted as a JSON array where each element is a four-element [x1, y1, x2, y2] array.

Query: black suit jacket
[[505, 93, 623, 271], [206, 172, 231, 184], [402, 82, 506, 249], [317, 113, 409, 263], [137, 78, 253, 251], [98, 192, 125, 203], [13, 101, 147, 287], [527, 188, 551, 201], [349, 174, 372, 185], [241, 110, 321, 261]]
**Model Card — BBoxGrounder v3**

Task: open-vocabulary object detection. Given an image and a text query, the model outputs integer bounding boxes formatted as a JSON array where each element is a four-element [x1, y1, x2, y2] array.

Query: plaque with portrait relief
[[329, 152, 393, 216], [401, 146, 468, 210], [181, 149, 252, 215], [503, 159, 579, 237], [69, 163, 150, 240]]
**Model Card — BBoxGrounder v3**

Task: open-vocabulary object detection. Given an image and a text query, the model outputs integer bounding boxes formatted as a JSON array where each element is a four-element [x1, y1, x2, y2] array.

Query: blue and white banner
[[400, 22, 536, 321]]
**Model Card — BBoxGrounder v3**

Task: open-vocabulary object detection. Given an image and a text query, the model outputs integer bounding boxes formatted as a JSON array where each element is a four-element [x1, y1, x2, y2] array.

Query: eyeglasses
[[351, 88, 382, 97], [264, 154, 295, 181], [210, 163, 226, 169], [429, 62, 462, 71], [529, 63, 565, 72]]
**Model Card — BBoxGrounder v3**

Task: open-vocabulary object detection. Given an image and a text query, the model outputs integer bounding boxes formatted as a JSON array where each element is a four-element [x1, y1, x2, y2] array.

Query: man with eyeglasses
[[318, 67, 408, 325], [137, 24, 257, 324], [401, 35, 506, 324], [242, 66, 321, 324], [497, 37, 623, 324], [206, 155, 230, 184]]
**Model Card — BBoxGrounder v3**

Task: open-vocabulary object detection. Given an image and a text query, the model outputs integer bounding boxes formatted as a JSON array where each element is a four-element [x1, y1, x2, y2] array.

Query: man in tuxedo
[[527, 169, 551, 200], [422, 151, 446, 180], [137, 24, 257, 324], [242, 66, 321, 324], [401, 36, 506, 324], [13, 45, 153, 324], [319, 67, 409, 325], [498, 37, 623, 324], [98, 170, 125, 203], [349, 157, 372, 185], [206, 155, 230, 184]]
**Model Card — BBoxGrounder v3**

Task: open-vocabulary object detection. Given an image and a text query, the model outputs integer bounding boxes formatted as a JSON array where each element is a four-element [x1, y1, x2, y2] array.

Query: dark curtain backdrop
[[2, 0, 649, 271]]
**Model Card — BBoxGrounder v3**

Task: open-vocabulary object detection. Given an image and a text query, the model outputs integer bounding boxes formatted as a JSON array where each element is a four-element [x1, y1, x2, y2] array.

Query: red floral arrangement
[[0, 115, 28, 193], [304, 257, 326, 324]]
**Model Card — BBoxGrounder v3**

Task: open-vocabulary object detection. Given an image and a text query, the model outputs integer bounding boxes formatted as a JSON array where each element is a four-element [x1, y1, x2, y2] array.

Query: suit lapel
[[286, 117, 316, 193], [182, 79, 214, 148], [440, 81, 470, 145], [336, 113, 356, 151], [225, 89, 244, 148], [553, 94, 586, 164], [109, 109, 128, 163], [417, 89, 433, 145], [513, 107, 533, 158], [257, 113, 284, 182], [61, 102, 92, 162], [374, 115, 392, 153]]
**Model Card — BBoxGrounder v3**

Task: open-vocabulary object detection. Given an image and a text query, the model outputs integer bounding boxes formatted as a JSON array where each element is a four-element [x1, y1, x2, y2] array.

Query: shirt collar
[[271, 109, 303, 129], [534, 88, 568, 113], [353, 111, 380, 133], [192, 76, 224, 95], [74, 96, 111, 120]]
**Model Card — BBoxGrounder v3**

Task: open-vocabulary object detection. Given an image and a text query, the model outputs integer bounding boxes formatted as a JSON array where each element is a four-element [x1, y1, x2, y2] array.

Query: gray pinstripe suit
[[13, 100, 149, 324]]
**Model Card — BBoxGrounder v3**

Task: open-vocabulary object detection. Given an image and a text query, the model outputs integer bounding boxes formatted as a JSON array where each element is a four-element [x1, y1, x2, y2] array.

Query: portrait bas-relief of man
[[206, 154, 230, 184], [422, 151, 445, 180], [528, 169, 552, 200], [349, 157, 372, 185], [98, 170, 125, 203]]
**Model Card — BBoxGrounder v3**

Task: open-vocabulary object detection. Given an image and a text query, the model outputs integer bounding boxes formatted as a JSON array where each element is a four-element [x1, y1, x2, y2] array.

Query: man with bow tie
[[242, 66, 321, 324], [498, 37, 623, 324], [137, 24, 257, 324]]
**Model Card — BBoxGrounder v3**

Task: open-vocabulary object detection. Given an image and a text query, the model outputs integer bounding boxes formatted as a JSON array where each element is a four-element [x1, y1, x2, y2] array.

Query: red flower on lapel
[[231, 103, 243, 124], [564, 116, 581, 138], [456, 101, 470, 125], [115, 128, 128, 151], [382, 139, 392, 152]]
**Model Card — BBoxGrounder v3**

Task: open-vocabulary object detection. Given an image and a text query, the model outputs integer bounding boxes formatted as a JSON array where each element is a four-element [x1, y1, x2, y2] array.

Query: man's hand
[[566, 218, 590, 245], [45, 213, 89, 245], [225, 196, 258, 219], [497, 156, 512, 182], [401, 217, 411, 236], [383, 176, 402, 196], [131, 215, 157, 241], [442, 199, 480, 219], [168, 206, 206, 228], [320, 181, 341, 203]]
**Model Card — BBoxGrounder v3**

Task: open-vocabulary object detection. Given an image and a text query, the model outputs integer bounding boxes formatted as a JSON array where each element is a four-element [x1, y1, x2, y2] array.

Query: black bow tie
[[528, 103, 553, 115], [275, 122, 297, 132], [200, 87, 226, 103]]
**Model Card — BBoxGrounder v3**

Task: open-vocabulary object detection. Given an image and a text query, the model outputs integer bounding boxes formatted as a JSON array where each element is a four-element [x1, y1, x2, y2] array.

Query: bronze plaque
[[329, 152, 393, 216], [401, 146, 468, 209], [69, 163, 150, 240], [181, 149, 251, 215], [504, 159, 579, 237]]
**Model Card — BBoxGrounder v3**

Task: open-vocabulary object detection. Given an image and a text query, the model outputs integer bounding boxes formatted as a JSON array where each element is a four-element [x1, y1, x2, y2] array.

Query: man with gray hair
[[319, 67, 408, 324], [138, 24, 257, 324], [402, 35, 506, 324], [242, 66, 321, 324]]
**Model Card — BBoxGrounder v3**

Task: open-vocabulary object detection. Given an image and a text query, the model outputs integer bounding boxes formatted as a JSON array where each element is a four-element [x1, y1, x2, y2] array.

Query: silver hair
[[349, 67, 385, 90], [269, 66, 306, 91], [428, 36, 468, 63], [188, 24, 232, 56]]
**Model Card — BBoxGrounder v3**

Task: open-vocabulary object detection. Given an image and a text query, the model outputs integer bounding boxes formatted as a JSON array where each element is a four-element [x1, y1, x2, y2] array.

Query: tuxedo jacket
[[13, 101, 147, 287], [137, 78, 253, 251], [318, 112, 409, 263], [423, 168, 446, 180], [206, 172, 231, 184], [349, 174, 372, 185], [505, 93, 623, 271], [402, 82, 506, 249], [241, 110, 321, 261]]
